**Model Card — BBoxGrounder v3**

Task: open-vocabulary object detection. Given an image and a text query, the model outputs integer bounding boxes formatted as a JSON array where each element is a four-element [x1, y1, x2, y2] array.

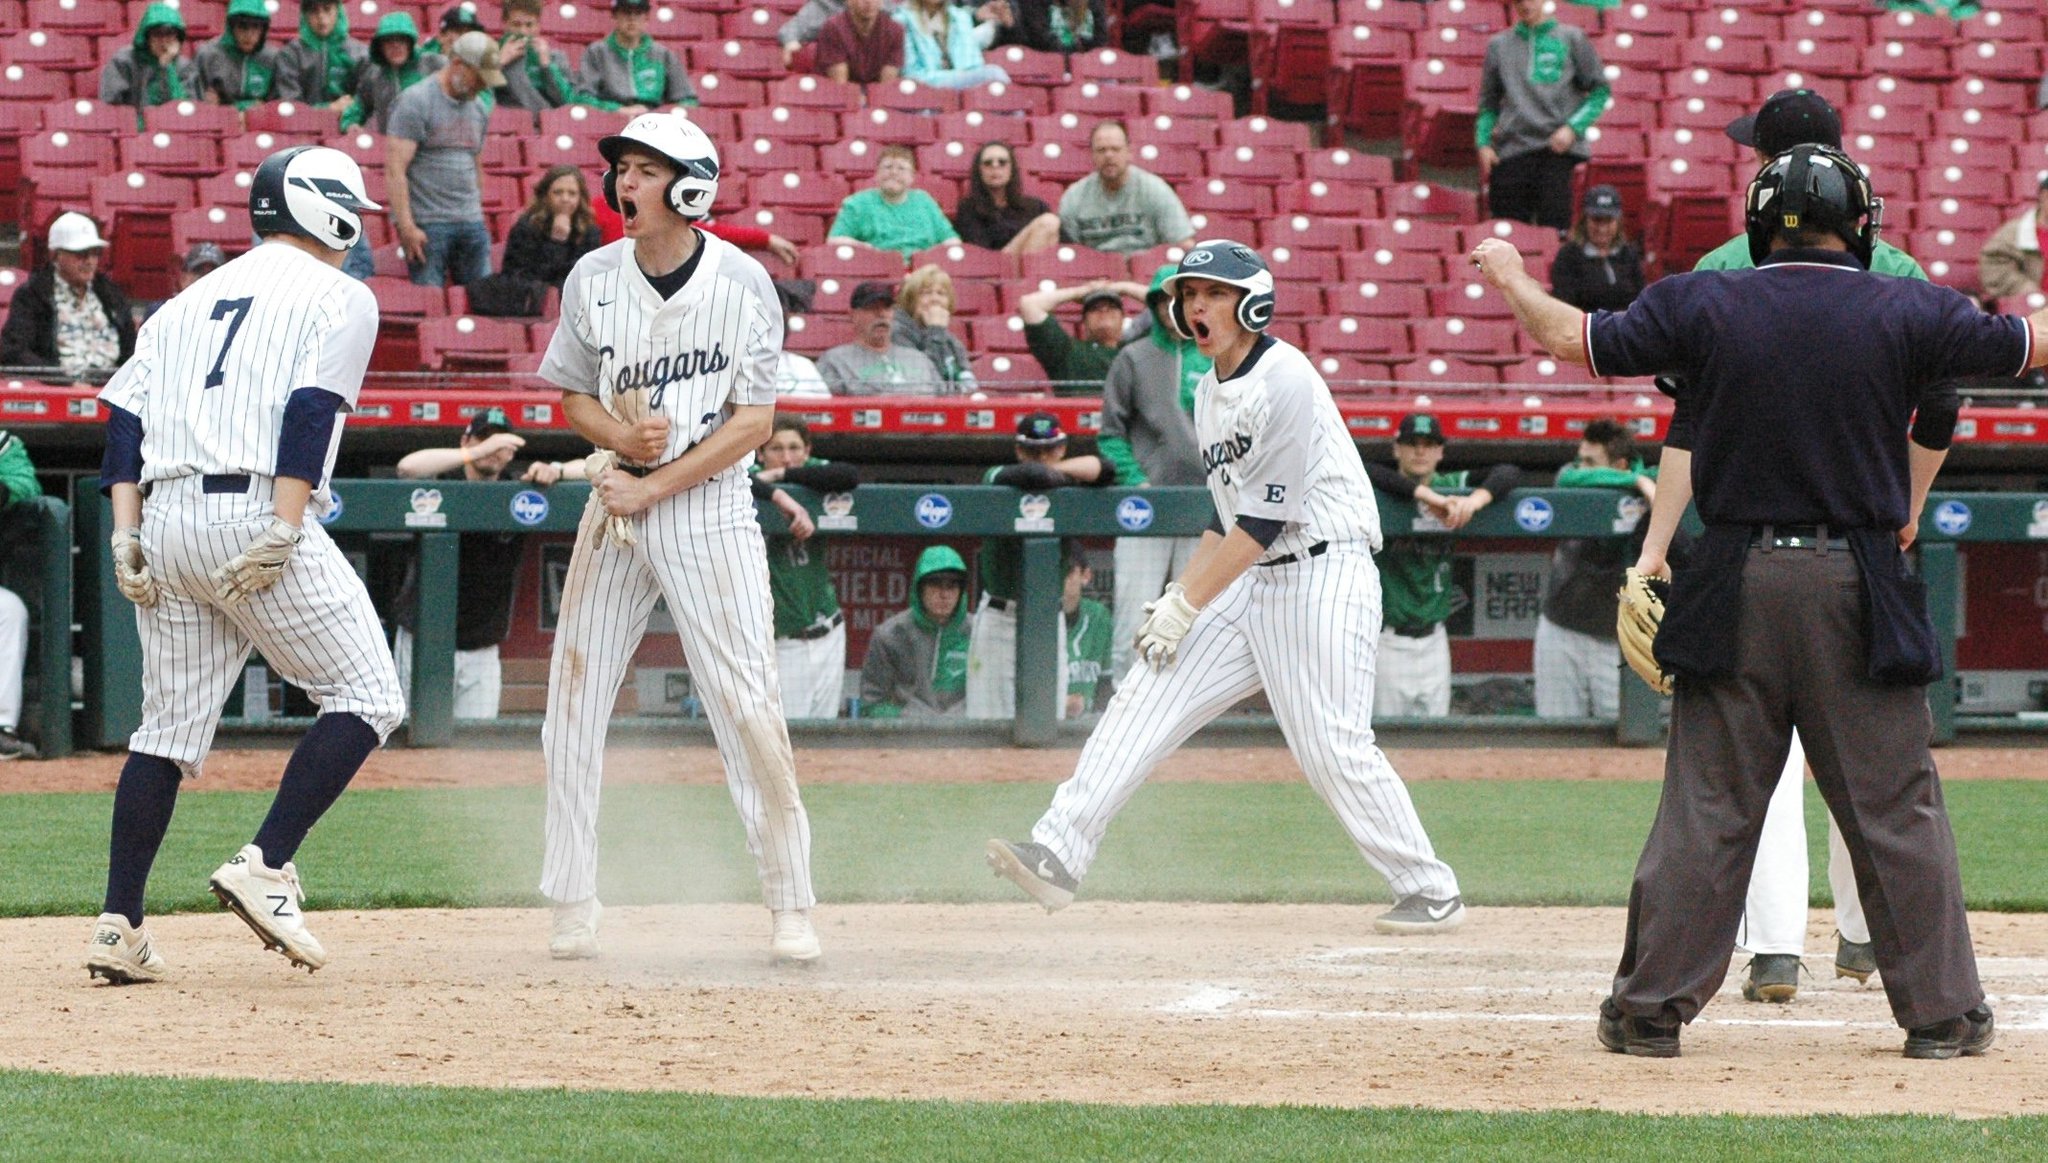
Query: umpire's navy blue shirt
[[1586, 248, 2032, 530]]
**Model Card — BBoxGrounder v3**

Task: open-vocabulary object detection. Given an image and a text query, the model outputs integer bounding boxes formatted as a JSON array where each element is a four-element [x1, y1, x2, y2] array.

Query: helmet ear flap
[[602, 166, 620, 213], [1238, 290, 1274, 333], [1166, 292, 1195, 340]]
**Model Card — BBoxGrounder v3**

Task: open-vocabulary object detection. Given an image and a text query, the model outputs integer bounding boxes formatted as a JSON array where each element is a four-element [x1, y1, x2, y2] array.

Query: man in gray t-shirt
[[385, 29, 500, 287], [815, 280, 943, 395], [1057, 120, 1196, 255]]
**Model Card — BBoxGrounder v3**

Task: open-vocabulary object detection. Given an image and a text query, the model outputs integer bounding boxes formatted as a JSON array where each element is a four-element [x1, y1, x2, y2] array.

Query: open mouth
[[1193, 320, 1212, 341], [621, 197, 640, 226]]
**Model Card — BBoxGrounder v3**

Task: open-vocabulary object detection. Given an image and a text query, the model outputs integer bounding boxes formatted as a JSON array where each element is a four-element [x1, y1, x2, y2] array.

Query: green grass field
[[8, 777, 2044, 1155]]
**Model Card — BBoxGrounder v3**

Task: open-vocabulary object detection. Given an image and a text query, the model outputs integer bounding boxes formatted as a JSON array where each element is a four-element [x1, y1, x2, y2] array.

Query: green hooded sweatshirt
[[298, 3, 359, 102], [1096, 264, 1211, 487], [199, 0, 276, 109], [344, 13, 433, 132], [859, 546, 971, 718], [115, 4, 193, 108]]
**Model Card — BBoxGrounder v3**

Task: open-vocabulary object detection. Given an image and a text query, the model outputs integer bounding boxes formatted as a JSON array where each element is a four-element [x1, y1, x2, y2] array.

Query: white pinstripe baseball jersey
[[539, 229, 783, 479], [99, 243, 379, 505], [1195, 336, 1383, 559]]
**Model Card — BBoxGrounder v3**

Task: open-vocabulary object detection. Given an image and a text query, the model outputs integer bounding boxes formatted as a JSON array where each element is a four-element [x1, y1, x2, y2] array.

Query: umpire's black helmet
[[1743, 143, 1882, 268], [1161, 239, 1276, 340]]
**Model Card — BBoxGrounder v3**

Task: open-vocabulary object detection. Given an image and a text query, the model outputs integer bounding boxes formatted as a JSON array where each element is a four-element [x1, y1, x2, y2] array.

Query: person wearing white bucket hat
[[0, 213, 135, 383]]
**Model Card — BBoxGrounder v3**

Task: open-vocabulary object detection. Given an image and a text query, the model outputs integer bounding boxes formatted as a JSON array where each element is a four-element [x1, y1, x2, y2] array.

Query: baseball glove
[[582, 450, 638, 548], [110, 527, 161, 608], [1616, 567, 1674, 695], [211, 518, 305, 607]]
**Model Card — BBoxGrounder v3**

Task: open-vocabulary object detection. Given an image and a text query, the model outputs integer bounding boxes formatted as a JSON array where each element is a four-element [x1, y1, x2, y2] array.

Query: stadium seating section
[[1, 0, 2043, 394]]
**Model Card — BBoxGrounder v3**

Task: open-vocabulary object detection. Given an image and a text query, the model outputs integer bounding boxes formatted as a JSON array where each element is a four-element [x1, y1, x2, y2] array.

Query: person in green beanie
[[274, 0, 368, 113], [100, 4, 199, 115], [346, 12, 445, 134], [195, 0, 279, 109], [860, 545, 972, 718]]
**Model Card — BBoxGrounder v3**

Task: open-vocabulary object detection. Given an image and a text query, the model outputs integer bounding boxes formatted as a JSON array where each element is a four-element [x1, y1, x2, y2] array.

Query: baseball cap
[[183, 242, 226, 273], [1396, 413, 1445, 444], [1582, 185, 1622, 219], [1725, 89, 1842, 157], [465, 406, 514, 439], [439, 2, 483, 31], [1081, 289, 1123, 312], [610, 0, 651, 9], [450, 30, 507, 87], [774, 278, 816, 317], [47, 212, 108, 253], [850, 281, 896, 310], [1016, 411, 1066, 446]]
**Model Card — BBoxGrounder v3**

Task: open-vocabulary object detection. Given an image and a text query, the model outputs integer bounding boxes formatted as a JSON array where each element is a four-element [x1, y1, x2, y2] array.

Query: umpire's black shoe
[[1597, 998, 1681, 1058], [1903, 1005, 1995, 1060]]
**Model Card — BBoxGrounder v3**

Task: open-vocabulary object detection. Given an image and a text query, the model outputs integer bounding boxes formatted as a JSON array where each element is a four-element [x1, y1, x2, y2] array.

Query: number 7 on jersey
[[206, 296, 254, 389]]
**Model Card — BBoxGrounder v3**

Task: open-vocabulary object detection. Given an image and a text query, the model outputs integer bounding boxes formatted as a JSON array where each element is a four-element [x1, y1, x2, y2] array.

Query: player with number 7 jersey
[[86, 146, 403, 982]]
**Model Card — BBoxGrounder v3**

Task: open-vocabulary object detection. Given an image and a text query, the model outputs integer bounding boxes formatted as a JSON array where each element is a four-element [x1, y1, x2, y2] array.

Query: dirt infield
[[7, 904, 2044, 1115], [10, 744, 2048, 793]]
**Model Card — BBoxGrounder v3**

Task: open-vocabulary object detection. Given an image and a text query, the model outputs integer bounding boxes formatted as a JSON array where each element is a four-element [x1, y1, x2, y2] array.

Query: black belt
[[984, 596, 1013, 612], [1388, 622, 1437, 638], [1749, 524, 1849, 552], [787, 612, 843, 641], [617, 463, 655, 478], [1257, 541, 1329, 568]]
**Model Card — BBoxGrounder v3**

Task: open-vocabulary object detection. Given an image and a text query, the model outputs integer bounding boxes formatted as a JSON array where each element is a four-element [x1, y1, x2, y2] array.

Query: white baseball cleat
[[208, 844, 327, 971], [550, 898, 602, 960], [770, 909, 821, 965], [82, 913, 167, 985]]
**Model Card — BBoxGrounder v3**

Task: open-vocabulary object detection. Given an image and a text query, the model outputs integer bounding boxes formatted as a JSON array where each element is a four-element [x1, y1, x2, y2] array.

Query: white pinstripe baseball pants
[[129, 474, 405, 772], [1031, 544, 1460, 900], [539, 486, 814, 911], [1737, 728, 1871, 955]]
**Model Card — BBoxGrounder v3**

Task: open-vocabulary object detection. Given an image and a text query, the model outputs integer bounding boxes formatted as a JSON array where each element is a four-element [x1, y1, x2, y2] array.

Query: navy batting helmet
[[249, 145, 381, 251], [1161, 239, 1275, 340], [1743, 143, 1882, 268]]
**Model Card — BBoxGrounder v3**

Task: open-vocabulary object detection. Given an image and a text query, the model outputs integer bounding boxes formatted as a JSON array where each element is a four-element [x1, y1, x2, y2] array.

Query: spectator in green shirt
[[827, 146, 962, 258], [1019, 278, 1146, 396], [1062, 553, 1114, 717]]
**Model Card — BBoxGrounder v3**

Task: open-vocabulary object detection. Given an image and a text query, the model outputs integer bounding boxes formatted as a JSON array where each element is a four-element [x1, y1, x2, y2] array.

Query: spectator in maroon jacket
[[816, 0, 904, 85]]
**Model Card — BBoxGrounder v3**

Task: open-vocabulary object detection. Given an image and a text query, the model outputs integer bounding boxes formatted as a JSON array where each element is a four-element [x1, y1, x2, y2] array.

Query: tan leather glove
[[211, 518, 304, 606], [583, 450, 637, 548], [1135, 583, 1199, 670], [111, 527, 161, 608], [1617, 566, 1675, 696]]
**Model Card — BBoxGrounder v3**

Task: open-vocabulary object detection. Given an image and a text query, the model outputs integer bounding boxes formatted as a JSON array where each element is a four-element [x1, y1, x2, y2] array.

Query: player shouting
[[85, 146, 403, 982], [535, 112, 819, 965], [987, 241, 1466, 934]]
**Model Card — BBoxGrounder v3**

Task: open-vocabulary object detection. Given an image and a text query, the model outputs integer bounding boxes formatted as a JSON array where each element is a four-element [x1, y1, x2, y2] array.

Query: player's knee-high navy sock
[[251, 713, 379, 866], [104, 753, 184, 927]]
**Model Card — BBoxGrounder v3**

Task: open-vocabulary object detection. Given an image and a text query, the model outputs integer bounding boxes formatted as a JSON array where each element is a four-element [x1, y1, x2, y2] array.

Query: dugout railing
[[71, 482, 2043, 751], [1, 494, 73, 758]]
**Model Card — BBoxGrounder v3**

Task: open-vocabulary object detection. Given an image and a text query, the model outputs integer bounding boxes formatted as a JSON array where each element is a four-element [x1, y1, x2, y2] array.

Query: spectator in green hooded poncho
[[859, 546, 972, 718], [274, 0, 369, 113], [194, 0, 280, 109], [345, 13, 446, 133], [100, 4, 200, 117]]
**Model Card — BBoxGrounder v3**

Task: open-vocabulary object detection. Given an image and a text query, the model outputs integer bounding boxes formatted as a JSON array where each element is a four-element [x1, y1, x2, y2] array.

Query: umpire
[[1472, 144, 2045, 1059]]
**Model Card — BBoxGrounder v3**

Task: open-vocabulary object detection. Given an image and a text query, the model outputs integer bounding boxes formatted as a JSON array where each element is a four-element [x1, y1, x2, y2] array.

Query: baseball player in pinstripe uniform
[[988, 241, 1466, 934], [85, 146, 403, 983], [536, 113, 820, 965]]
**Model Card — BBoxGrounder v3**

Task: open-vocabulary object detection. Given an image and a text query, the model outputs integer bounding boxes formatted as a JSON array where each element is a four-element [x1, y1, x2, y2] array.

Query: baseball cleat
[[1597, 998, 1681, 1058], [82, 913, 166, 985], [770, 909, 822, 965], [1741, 954, 1802, 1003], [1373, 893, 1466, 934], [208, 845, 326, 972], [549, 898, 602, 960], [1903, 1005, 1994, 1060], [985, 839, 1076, 913], [1833, 934, 1877, 984]]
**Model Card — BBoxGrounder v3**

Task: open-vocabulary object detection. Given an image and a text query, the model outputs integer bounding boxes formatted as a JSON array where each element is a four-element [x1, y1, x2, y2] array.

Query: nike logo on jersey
[[596, 298, 614, 307], [601, 343, 731, 410]]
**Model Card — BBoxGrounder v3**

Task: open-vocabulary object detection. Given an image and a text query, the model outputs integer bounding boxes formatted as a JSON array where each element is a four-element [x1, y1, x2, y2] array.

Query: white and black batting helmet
[[249, 145, 381, 251], [599, 112, 721, 220], [1161, 239, 1276, 339]]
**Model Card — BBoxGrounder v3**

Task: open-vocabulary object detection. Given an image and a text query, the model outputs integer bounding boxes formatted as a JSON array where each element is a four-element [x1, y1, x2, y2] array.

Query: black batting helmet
[[1743, 143, 1882, 268], [1161, 239, 1275, 339]]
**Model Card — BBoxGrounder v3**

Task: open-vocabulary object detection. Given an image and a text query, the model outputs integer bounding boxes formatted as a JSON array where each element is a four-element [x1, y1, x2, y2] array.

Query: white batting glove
[[1135, 583, 1199, 670], [111, 527, 161, 608], [211, 518, 304, 606], [582, 450, 638, 548]]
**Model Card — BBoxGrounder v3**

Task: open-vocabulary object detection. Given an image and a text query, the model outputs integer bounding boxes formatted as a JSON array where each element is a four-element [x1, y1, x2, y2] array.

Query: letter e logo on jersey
[[510, 489, 550, 527], [1932, 500, 1972, 537], [1265, 484, 1286, 504], [1116, 496, 1155, 532], [404, 488, 448, 529], [1514, 497, 1554, 533], [914, 493, 953, 529]]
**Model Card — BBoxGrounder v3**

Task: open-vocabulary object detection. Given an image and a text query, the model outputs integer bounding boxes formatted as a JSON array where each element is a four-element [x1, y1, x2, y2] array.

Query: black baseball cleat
[[1597, 998, 1681, 1058], [1903, 1005, 1994, 1060], [985, 839, 1077, 913], [1833, 934, 1878, 984], [1373, 893, 1466, 934], [1741, 954, 1802, 1003]]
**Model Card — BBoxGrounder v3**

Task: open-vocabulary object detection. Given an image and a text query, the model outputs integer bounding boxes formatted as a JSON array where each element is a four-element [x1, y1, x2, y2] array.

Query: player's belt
[[786, 611, 844, 641], [202, 474, 252, 494], [616, 463, 655, 478], [1255, 541, 1329, 568], [1748, 524, 1849, 552], [983, 596, 1014, 612], [1388, 622, 1437, 638]]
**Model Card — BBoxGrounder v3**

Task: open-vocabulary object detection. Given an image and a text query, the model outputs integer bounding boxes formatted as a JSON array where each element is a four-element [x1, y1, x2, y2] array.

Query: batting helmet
[[1160, 239, 1276, 340], [248, 145, 381, 252], [1743, 143, 1882, 268], [599, 112, 720, 220]]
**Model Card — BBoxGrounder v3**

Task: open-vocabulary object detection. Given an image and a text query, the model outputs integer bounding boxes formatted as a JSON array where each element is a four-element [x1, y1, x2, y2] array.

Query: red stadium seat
[[1358, 217, 1459, 256], [749, 171, 848, 214], [34, 0, 123, 37], [1208, 142, 1301, 185], [1765, 39, 1865, 79], [1862, 41, 1953, 84], [321, 130, 388, 173], [690, 73, 768, 109], [988, 44, 1067, 88], [1019, 245, 1128, 287], [0, 62, 67, 103], [969, 351, 1041, 390], [729, 135, 819, 175], [933, 109, 1028, 148], [1302, 147, 1394, 187], [869, 79, 964, 115], [1919, 161, 2009, 206], [1658, 96, 1746, 135], [1412, 317, 1518, 362], [539, 105, 632, 138], [1070, 47, 1157, 87], [1662, 66, 1758, 105], [1307, 315, 1411, 359], [720, 4, 789, 40], [242, 100, 343, 138], [23, 128, 115, 172], [783, 314, 855, 358], [803, 242, 907, 280], [1949, 41, 2045, 84], [1131, 142, 1199, 183], [1144, 83, 1235, 121], [846, 105, 938, 146], [1184, 211, 1259, 244], [1181, 177, 1273, 218], [170, 205, 254, 259], [1498, 355, 1582, 387], [144, 101, 241, 137], [969, 81, 1050, 116], [914, 243, 1018, 282], [1336, 247, 1442, 285], [1383, 182, 1477, 222], [1849, 75, 1939, 111], [418, 316, 527, 372], [1020, 139, 1092, 185], [1782, 8, 1870, 45], [737, 105, 843, 145], [43, 97, 134, 135], [1062, 80, 1146, 119], [1427, 280, 1514, 322], [1930, 107, 2027, 144], [542, 1, 623, 44], [1260, 213, 1364, 253], [1393, 356, 1501, 387], [120, 132, 225, 179], [1684, 34, 1768, 75], [692, 38, 789, 79], [768, 74, 862, 111], [963, 314, 1031, 354], [1284, 177, 1379, 218], [1308, 352, 1392, 390], [1135, 113, 1221, 151]]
